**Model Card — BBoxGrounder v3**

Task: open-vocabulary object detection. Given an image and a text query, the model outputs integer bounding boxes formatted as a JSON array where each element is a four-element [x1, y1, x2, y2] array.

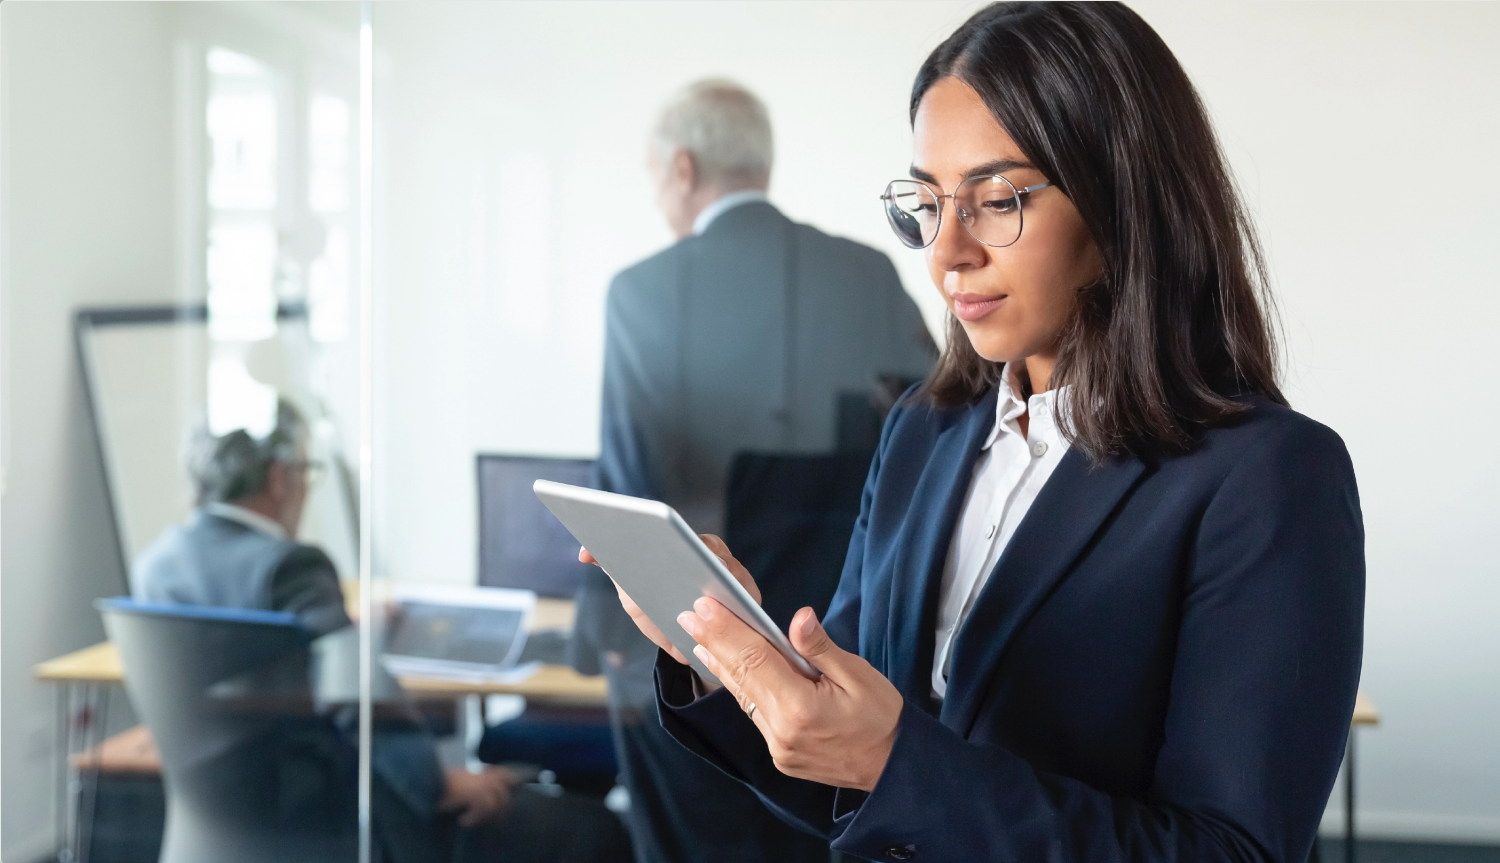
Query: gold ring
[[746, 702, 757, 720]]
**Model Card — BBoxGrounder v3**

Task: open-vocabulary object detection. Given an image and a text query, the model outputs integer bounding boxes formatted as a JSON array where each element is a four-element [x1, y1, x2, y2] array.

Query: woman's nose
[[929, 200, 986, 271]]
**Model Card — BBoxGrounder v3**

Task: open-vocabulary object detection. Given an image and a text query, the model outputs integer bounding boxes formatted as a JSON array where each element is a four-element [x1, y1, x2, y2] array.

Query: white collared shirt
[[205, 501, 289, 542], [692, 189, 769, 236], [932, 364, 1071, 698]]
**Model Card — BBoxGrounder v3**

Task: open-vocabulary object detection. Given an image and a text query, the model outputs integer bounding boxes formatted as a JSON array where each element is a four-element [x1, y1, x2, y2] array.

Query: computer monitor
[[477, 454, 597, 598]]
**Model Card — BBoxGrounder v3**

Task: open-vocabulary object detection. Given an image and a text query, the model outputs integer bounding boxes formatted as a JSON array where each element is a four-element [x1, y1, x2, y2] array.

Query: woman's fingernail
[[800, 609, 818, 637], [694, 597, 714, 619], [677, 612, 696, 635], [693, 645, 709, 664]]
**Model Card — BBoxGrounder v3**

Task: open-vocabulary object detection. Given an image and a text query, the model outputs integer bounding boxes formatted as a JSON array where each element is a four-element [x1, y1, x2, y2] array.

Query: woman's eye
[[980, 197, 1018, 214]]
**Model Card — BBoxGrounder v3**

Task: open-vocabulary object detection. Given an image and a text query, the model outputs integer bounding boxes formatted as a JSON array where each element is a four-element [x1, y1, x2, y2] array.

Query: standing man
[[572, 79, 934, 863]]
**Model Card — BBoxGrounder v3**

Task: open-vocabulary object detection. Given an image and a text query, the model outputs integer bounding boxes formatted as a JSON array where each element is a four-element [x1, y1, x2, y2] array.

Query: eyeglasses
[[285, 459, 327, 488], [881, 175, 1052, 249]]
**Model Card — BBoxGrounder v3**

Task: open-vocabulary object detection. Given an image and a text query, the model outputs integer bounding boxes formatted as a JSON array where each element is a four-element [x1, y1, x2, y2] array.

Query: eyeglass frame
[[282, 458, 327, 487], [879, 175, 1053, 249]]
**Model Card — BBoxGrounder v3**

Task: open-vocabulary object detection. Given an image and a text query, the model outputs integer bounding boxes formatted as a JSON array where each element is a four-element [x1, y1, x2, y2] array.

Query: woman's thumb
[[790, 607, 842, 666]]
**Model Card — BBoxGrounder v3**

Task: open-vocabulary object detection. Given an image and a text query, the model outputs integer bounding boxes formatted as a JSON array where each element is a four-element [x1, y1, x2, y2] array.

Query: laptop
[[477, 454, 598, 599], [381, 583, 536, 680]]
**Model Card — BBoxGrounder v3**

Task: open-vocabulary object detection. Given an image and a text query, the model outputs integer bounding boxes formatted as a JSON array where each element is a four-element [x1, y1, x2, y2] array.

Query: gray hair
[[651, 78, 774, 187], [187, 399, 307, 505]]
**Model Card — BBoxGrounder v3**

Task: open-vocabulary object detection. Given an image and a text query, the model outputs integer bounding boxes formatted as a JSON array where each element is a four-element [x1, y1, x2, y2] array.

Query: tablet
[[533, 480, 821, 684]]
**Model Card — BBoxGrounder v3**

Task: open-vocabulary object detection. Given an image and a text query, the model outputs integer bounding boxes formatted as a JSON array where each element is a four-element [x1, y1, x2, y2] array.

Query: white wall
[[1131, 2, 1500, 841], [3, 2, 1494, 855], [374, 0, 1500, 843], [1, 3, 177, 858], [371, 0, 978, 586]]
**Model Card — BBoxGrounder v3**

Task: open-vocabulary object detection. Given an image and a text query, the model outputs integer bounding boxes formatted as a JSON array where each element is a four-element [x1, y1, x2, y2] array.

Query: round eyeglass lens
[[883, 180, 939, 249], [957, 175, 1024, 248]]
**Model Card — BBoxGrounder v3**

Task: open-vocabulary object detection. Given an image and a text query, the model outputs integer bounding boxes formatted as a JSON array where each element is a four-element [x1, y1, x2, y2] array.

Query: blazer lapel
[[938, 449, 1147, 735], [884, 390, 997, 710]]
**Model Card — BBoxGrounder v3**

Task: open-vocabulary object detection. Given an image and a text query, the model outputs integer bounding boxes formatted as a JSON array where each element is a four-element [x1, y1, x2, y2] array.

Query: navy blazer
[[656, 387, 1365, 863]]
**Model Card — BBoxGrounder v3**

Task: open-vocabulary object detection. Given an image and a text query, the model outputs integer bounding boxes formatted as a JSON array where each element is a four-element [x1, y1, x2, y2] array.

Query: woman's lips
[[951, 292, 1006, 322]]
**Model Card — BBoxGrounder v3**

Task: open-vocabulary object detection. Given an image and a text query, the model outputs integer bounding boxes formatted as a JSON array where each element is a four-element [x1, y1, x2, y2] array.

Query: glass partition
[[3, 3, 364, 861], [363, 5, 959, 863]]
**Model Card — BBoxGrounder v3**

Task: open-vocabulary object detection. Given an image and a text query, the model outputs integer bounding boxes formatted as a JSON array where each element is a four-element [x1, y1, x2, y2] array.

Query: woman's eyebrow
[[908, 159, 1036, 186], [962, 158, 1033, 180]]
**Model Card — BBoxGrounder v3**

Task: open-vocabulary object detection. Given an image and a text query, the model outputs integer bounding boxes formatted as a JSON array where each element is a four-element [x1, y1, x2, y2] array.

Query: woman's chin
[[960, 327, 1023, 365]]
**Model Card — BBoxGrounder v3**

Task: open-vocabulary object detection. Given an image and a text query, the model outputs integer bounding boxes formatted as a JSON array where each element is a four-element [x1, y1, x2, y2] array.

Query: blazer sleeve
[[652, 394, 898, 839], [661, 412, 1364, 863], [827, 417, 1365, 863], [269, 545, 353, 637]]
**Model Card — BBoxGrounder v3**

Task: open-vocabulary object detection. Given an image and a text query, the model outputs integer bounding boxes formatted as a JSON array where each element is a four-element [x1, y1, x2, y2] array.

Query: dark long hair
[[915, 2, 1285, 461]]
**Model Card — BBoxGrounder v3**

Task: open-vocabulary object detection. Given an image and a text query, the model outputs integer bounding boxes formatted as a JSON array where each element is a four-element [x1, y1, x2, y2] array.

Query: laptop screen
[[385, 601, 526, 667], [477, 454, 597, 598]]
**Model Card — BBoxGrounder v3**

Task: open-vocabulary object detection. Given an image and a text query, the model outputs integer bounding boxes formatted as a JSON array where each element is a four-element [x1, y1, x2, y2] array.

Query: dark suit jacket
[[576, 201, 934, 863], [578, 199, 935, 682], [656, 388, 1365, 863]]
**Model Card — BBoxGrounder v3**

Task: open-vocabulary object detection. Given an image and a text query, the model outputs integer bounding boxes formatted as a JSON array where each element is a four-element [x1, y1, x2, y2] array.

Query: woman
[[589, 4, 1364, 862]]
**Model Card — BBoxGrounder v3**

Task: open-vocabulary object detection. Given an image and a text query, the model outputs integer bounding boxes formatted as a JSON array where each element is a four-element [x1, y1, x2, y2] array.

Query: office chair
[[724, 382, 915, 631], [98, 598, 358, 863], [723, 450, 872, 632]]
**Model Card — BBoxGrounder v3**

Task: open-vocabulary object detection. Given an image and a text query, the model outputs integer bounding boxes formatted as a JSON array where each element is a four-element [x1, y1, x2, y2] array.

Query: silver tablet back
[[533, 480, 819, 684]]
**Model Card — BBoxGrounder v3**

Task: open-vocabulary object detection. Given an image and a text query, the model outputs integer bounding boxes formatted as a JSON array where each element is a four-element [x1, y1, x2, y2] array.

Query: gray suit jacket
[[578, 200, 934, 679], [132, 510, 352, 636], [133, 511, 450, 863]]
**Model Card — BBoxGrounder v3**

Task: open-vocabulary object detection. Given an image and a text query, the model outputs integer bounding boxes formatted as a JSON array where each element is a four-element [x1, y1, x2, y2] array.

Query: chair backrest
[[98, 598, 357, 863], [723, 451, 872, 632]]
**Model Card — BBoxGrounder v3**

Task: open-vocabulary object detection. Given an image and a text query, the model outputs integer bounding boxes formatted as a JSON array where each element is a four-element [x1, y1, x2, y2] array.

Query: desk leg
[[55, 685, 68, 863], [56, 682, 105, 863], [463, 694, 484, 773], [1344, 732, 1356, 863], [77, 684, 108, 863]]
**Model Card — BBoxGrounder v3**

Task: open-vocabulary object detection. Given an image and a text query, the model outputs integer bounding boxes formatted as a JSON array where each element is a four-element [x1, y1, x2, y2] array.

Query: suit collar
[[937, 448, 1146, 734], [696, 199, 784, 238], [692, 190, 770, 235], [204, 502, 288, 541]]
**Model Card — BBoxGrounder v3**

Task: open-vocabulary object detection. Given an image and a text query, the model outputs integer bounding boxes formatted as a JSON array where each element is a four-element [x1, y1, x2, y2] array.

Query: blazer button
[[883, 845, 917, 861]]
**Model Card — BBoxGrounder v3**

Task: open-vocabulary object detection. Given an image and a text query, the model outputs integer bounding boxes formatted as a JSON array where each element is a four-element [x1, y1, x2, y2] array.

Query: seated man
[[133, 399, 629, 863]]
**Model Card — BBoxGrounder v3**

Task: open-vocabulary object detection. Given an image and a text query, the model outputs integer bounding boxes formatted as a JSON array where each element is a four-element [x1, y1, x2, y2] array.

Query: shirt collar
[[205, 501, 289, 541], [692, 189, 769, 236], [982, 362, 1069, 450]]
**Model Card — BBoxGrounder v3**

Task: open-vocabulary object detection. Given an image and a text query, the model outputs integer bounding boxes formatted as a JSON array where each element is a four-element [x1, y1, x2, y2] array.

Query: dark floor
[[46, 790, 1500, 863], [1316, 839, 1500, 863]]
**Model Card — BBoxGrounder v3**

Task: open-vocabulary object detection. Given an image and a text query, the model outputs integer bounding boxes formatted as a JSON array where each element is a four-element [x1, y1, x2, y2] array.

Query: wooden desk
[[35, 597, 607, 706], [35, 596, 603, 861]]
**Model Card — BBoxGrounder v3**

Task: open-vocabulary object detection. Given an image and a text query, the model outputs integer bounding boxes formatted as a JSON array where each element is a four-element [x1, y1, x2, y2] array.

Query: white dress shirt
[[692, 189, 769, 236], [932, 365, 1071, 698], [205, 501, 289, 541]]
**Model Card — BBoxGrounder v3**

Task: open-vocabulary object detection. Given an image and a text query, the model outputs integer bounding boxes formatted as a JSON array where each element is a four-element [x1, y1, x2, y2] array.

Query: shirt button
[[1031, 440, 1049, 457], [984, 523, 996, 540], [884, 845, 918, 861]]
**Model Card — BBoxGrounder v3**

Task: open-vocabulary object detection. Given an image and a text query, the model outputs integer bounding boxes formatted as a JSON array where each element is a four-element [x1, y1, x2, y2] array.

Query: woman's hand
[[678, 599, 903, 792], [578, 534, 760, 684]]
